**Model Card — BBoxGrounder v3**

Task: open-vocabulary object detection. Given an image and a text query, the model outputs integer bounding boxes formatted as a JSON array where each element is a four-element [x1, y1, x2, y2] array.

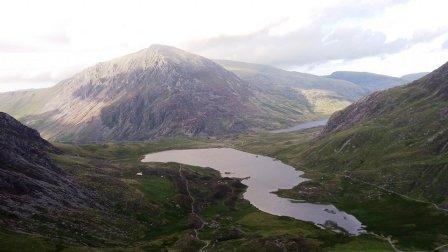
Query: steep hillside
[[309, 61, 448, 206], [0, 112, 88, 214], [327, 71, 406, 92], [242, 63, 448, 250], [0, 45, 317, 142], [217, 60, 367, 115], [0, 112, 94, 236]]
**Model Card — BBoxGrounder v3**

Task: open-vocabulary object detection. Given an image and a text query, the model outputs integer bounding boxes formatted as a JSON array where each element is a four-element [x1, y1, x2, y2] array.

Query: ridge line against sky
[[0, 0, 448, 92]]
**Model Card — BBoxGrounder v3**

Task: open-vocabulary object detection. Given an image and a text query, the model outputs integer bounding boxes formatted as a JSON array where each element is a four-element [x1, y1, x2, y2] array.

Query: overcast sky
[[1, 0, 448, 92]]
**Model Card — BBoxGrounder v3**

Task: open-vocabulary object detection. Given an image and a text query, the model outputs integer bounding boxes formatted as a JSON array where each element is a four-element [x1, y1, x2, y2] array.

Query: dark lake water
[[270, 119, 328, 133], [142, 148, 364, 235]]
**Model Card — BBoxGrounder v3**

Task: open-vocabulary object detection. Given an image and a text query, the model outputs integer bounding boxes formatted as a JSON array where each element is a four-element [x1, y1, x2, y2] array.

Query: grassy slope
[[217, 59, 361, 125], [300, 89, 352, 115], [0, 87, 60, 119], [228, 125, 448, 251], [0, 138, 390, 251]]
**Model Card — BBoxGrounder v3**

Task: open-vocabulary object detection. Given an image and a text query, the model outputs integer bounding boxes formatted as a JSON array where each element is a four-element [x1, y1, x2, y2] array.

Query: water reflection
[[142, 148, 364, 235]]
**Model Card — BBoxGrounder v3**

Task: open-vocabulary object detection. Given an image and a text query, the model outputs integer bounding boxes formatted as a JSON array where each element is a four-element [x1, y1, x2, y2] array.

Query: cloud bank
[[184, 1, 447, 68], [1, 0, 448, 92]]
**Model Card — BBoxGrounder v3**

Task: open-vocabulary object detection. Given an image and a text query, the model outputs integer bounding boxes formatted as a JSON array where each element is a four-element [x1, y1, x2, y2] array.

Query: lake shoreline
[[142, 147, 365, 235]]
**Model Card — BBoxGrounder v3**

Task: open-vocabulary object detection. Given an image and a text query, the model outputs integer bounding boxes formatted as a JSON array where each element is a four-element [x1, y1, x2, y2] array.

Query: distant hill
[[401, 72, 429, 82], [216, 60, 367, 115], [326, 71, 406, 92]]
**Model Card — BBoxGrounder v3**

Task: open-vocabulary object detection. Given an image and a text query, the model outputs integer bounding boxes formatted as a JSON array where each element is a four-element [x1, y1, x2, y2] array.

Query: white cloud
[[0, 0, 447, 92], [184, 0, 448, 72], [443, 40, 448, 50]]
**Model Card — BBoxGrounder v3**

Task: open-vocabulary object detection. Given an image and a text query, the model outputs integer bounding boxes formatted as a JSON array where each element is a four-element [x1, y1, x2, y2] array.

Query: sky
[[1, 0, 448, 92]]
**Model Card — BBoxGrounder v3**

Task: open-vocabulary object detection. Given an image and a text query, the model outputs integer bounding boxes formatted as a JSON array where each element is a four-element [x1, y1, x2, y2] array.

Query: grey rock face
[[0, 112, 88, 218], [1, 45, 306, 142], [0, 46, 247, 141]]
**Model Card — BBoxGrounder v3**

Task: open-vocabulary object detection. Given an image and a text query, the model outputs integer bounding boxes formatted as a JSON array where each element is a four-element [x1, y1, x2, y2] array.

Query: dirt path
[[368, 232, 402, 252], [178, 164, 210, 251], [433, 243, 448, 251], [345, 175, 448, 252], [345, 175, 448, 213]]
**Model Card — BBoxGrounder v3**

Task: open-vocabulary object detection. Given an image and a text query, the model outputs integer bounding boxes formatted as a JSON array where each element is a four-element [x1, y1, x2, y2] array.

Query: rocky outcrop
[[0, 112, 88, 218], [320, 91, 388, 135]]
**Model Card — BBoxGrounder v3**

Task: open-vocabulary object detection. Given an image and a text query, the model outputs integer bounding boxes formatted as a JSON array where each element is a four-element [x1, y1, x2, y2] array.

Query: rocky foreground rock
[[0, 112, 88, 218]]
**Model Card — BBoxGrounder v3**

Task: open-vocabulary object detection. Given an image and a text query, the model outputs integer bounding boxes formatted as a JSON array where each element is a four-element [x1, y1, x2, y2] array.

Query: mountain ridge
[[326, 71, 406, 92], [0, 45, 367, 142], [0, 45, 291, 142], [216, 59, 367, 116]]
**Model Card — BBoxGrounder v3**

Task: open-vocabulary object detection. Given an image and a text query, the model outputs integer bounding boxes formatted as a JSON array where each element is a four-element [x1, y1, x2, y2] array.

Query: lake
[[270, 119, 328, 133], [142, 148, 364, 235]]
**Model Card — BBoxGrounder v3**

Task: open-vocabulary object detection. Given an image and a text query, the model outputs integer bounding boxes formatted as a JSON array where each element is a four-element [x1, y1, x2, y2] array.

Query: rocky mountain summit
[[0, 45, 432, 143], [0, 112, 88, 219], [0, 46, 250, 141], [0, 45, 325, 142]]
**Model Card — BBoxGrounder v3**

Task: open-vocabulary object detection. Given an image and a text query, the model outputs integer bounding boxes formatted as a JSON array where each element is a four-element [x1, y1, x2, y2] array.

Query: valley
[[2, 1, 448, 251], [142, 147, 363, 234], [0, 137, 392, 251], [226, 128, 448, 251], [2, 100, 448, 250], [1, 59, 447, 251]]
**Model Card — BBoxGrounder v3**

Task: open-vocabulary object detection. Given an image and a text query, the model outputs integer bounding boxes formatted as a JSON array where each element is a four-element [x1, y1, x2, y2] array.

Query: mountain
[[327, 71, 406, 92], [0, 45, 323, 142], [0, 112, 89, 220], [216, 60, 367, 115], [401, 72, 429, 82], [307, 61, 448, 206]]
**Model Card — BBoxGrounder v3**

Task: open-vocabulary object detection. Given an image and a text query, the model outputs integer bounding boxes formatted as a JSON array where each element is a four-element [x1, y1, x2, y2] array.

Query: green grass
[[0, 232, 56, 252], [233, 127, 448, 250], [3, 138, 394, 251], [134, 176, 176, 203], [224, 92, 448, 250], [329, 235, 393, 252]]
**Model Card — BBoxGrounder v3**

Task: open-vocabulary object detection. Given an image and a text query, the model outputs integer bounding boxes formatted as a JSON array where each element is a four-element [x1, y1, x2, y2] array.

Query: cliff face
[[0, 112, 88, 218]]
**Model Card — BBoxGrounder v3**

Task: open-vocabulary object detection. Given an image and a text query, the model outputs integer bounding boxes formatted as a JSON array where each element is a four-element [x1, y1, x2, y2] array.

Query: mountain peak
[[0, 46, 255, 142]]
